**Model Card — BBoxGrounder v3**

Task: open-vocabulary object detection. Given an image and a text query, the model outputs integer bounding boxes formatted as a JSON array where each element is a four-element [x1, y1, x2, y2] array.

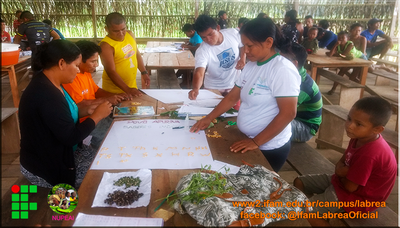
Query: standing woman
[[191, 18, 301, 172], [19, 40, 112, 188]]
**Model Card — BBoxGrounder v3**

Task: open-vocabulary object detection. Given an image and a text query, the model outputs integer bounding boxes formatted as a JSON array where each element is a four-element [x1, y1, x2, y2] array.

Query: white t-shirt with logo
[[235, 54, 301, 150], [195, 28, 242, 89]]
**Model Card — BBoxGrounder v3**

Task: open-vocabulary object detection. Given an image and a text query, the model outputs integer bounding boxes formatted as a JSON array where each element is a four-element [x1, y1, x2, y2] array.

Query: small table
[[307, 49, 372, 97], [1, 56, 31, 107], [143, 42, 195, 88]]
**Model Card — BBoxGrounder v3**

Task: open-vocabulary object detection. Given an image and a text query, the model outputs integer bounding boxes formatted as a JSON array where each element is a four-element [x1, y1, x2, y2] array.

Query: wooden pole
[[91, 0, 97, 42], [389, 0, 398, 37], [293, 0, 299, 11], [195, 0, 199, 20]]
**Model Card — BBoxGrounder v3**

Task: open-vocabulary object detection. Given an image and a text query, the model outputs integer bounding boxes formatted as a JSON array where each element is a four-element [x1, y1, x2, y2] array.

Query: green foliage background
[[1, 0, 398, 38]]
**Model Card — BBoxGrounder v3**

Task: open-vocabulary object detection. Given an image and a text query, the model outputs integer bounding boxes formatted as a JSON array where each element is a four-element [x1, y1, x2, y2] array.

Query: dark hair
[[75, 40, 102, 63], [317, 27, 325, 37], [280, 42, 308, 69], [33, 40, 81, 72], [352, 96, 392, 127], [319, 20, 330, 29], [337, 31, 349, 38], [305, 15, 313, 20], [105, 12, 125, 27], [308, 27, 318, 33], [0, 19, 5, 23], [257, 12, 268, 18], [16, 10, 22, 14], [20, 11, 33, 20], [285, 10, 299, 23], [182, 23, 194, 32], [238, 17, 249, 27], [350, 23, 363, 31], [66, 192, 70, 196], [240, 17, 290, 49], [43, 19, 52, 26], [194, 15, 217, 33], [218, 11, 226, 17]]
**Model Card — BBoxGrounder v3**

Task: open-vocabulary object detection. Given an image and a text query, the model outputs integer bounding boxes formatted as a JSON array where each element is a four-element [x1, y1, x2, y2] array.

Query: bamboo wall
[[1, 0, 398, 39]]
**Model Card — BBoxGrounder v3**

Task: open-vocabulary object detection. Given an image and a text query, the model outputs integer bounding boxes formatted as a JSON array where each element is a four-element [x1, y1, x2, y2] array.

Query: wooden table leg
[[7, 66, 20, 108], [359, 66, 368, 98], [310, 64, 318, 83]]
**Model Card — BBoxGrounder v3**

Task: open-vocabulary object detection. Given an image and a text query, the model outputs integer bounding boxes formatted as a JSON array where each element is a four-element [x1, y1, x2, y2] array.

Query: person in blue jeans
[[317, 20, 337, 50], [361, 18, 393, 59]]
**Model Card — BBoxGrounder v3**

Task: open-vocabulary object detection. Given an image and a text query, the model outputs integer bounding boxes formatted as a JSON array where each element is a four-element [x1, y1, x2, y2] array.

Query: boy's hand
[[190, 117, 211, 133], [335, 161, 349, 177]]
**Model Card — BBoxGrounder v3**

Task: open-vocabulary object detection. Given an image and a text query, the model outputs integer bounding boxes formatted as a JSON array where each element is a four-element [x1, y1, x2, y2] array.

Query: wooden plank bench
[[371, 58, 399, 71], [370, 69, 398, 86], [157, 68, 181, 89], [316, 105, 398, 160], [2, 108, 20, 154], [288, 143, 398, 227], [1, 176, 63, 227], [317, 69, 365, 110]]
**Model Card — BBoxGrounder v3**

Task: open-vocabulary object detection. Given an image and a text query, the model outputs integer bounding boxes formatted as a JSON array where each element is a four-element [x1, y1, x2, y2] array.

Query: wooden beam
[[91, 0, 97, 41], [390, 0, 398, 37], [195, 0, 199, 20]]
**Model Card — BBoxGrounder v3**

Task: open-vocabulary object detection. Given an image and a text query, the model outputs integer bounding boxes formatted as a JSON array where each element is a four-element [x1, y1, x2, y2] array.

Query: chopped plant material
[[113, 176, 141, 189], [104, 189, 143, 206], [226, 108, 238, 114], [160, 111, 182, 119], [158, 165, 233, 205]]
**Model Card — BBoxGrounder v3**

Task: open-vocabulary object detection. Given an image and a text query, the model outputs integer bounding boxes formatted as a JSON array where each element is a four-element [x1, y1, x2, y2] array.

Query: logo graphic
[[48, 183, 78, 215], [11, 185, 37, 219], [217, 48, 236, 69]]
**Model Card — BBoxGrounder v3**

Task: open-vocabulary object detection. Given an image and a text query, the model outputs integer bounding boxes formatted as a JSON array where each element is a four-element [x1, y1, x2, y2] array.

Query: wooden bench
[[288, 143, 398, 227], [316, 105, 398, 160], [2, 108, 20, 154], [370, 69, 398, 86], [371, 58, 399, 71], [317, 69, 365, 110], [1, 176, 63, 227], [156, 68, 181, 89]]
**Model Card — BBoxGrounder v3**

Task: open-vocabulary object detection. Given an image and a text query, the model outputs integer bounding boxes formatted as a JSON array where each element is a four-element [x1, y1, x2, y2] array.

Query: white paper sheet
[[177, 104, 238, 117], [73, 213, 163, 227], [92, 170, 152, 208], [183, 98, 222, 108], [144, 46, 182, 53], [141, 89, 223, 104], [91, 119, 214, 170], [208, 160, 240, 174]]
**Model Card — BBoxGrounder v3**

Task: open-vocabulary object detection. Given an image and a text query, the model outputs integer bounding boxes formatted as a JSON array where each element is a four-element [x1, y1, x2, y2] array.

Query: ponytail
[[32, 40, 81, 72]]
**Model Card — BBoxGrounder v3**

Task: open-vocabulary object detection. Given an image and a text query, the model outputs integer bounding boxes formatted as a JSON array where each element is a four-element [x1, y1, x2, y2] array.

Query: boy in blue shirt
[[43, 19, 65, 40], [317, 20, 337, 50], [181, 23, 202, 56], [177, 24, 203, 88], [361, 18, 393, 59]]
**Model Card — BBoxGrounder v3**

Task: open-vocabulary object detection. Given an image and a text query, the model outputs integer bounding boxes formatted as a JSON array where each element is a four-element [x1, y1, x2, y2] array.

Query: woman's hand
[[190, 117, 212, 133], [230, 138, 259, 153], [90, 101, 113, 124]]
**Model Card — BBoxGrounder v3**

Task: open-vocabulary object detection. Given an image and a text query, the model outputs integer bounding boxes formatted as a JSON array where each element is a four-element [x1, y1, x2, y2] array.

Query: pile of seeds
[[113, 176, 141, 189], [104, 188, 144, 206]]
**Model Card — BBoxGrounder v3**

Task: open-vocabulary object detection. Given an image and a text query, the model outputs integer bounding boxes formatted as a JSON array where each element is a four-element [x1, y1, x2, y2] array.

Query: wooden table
[[1, 56, 31, 107], [142, 41, 195, 88], [1, 108, 20, 154], [62, 94, 306, 227], [307, 49, 372, 97]]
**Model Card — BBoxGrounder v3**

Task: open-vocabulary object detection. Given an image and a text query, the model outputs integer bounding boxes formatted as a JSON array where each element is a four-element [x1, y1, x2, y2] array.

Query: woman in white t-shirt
[[190, 18, 301, 172]]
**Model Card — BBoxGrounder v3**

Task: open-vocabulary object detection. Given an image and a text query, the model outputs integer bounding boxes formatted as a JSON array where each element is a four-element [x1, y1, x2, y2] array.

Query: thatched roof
[[1, 0, 398, 38]]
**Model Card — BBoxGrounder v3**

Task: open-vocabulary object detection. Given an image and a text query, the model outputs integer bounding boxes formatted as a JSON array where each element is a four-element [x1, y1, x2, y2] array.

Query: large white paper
[[92, 170, 152, 208], [73, 213, 163, 227], [141, 89, 223, 104], [91, 119, 214, 170], [184, 98, 222, 108], [177, 104, 238, 117]]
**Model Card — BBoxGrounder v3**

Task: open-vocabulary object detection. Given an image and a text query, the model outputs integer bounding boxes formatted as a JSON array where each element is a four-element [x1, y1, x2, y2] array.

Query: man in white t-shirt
[[188, 15, 246, 100]]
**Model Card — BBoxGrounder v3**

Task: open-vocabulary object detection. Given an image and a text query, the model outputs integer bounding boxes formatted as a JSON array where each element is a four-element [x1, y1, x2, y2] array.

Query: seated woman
[[191, 18, 301, 172], [19, 40, 112, 189]]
